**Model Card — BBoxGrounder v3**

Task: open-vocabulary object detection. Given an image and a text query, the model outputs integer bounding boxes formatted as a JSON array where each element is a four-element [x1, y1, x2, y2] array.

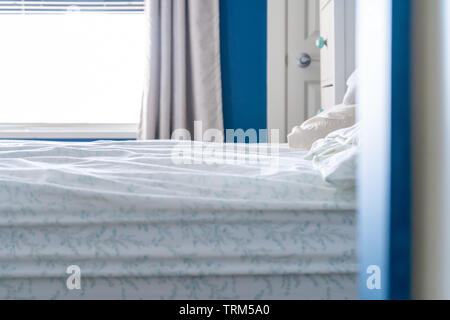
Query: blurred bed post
[[412, 0, 450, 300]]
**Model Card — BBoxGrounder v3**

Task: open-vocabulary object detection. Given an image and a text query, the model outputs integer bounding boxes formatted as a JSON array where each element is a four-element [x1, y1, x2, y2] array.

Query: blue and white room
[[0, 0, 449, 304]]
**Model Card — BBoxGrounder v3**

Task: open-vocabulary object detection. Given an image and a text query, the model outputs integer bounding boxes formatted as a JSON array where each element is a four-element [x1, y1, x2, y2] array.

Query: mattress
[[0, 140, 357, 299]]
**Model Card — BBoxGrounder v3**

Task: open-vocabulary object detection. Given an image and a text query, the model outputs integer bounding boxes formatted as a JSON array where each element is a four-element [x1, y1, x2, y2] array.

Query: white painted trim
[[334, 0, 347, 104], [0, 123, 138, 139], [344, 0, 356, 80], [267, 0, 287, 142]]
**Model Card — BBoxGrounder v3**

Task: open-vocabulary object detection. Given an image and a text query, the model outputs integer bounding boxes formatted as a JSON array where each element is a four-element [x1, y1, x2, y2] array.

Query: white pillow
[[287, 104, 356, 151], [343, 69, 359, 105]]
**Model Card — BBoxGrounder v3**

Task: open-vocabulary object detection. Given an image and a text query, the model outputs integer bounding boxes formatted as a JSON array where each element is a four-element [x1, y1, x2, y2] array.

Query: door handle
[[316, 36, 328, 49], [296, 53, 319, 68]]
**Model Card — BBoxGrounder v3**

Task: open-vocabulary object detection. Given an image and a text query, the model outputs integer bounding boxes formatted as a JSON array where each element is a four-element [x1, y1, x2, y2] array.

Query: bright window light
[[0, 13, 145, 124]]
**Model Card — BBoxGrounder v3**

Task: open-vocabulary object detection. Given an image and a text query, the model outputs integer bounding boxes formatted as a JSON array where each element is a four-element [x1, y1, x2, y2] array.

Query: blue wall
[[388, 0, 412, 300], [220, 0, 267, 131]]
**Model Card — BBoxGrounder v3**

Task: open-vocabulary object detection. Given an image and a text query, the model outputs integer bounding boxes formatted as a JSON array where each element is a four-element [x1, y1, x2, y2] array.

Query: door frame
[[412, 0, 450, 299], [267, 0, 288, 142], [357, 0, 413, 300]]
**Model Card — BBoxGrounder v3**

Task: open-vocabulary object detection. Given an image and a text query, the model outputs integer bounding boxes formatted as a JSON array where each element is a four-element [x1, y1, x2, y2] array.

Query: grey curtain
[[139, 0, 224, 140]]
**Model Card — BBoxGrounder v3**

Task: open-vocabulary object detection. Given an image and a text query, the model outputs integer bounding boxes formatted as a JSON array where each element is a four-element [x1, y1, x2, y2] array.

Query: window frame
[[0, 123, 138, 140], [0, 1, 144, 140]]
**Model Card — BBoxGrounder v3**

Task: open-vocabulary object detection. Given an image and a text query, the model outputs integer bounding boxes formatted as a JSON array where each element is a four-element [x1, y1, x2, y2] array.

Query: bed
[[0, 140, 356, 299]]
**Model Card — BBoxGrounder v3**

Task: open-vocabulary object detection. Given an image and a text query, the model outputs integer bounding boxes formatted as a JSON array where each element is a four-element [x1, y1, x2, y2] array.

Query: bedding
[[0, 140, 357, 299], [306, 124, 360, 187], [287, 104, 356, 150], [287, 69, 359, 151]]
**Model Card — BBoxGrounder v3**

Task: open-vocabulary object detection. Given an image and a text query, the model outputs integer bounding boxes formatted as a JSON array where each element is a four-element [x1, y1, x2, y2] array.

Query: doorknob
[[296, 53, 318, 68], [296, 53, 312, 68], [316, 36, 328, 49]]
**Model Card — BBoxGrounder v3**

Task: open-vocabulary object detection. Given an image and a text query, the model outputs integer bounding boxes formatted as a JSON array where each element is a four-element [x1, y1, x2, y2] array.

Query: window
[[0, 0, 145, 139]]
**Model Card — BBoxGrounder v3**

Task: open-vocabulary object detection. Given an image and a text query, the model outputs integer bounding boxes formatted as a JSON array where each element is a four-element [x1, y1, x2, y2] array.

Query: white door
[[286, 0, 322, 134], [268, 0, 355, 142], [267, 0, 321, 142]]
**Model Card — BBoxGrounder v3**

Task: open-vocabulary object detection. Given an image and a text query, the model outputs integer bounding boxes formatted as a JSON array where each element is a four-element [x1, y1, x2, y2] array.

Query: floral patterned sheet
[[0, 140, 356, 299]]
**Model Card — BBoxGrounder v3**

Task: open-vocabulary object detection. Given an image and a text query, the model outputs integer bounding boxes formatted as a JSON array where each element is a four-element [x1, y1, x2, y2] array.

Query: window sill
[[0, 124, 138, 140]]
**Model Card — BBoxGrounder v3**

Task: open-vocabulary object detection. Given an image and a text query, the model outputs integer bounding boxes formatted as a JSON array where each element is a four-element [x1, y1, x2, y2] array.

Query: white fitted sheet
[[0, 140, 356, 299]]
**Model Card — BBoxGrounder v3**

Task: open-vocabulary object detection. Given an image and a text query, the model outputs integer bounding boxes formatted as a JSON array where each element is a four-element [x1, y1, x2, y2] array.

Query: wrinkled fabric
[[306, 124, 360, 187], [288, 104, 356, 151], [0, 140, 356, 299]]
